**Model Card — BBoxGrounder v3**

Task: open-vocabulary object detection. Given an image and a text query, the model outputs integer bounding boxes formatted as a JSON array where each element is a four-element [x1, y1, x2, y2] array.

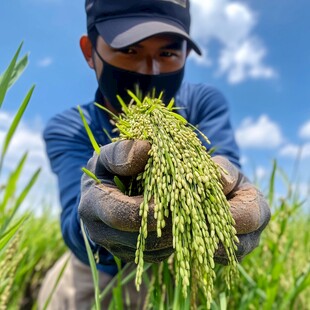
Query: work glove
[[78, 140, 271, 264], [212, 155, 271, 264], [79, 140, 174, 263]]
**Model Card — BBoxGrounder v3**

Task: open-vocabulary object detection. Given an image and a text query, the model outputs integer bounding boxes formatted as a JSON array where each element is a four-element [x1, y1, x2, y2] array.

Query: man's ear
[[80, 35, 95, 69]]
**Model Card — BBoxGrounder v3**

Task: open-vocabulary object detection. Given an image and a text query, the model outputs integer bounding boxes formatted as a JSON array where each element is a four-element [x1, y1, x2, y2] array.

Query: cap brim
[[95, 17, 201, 55]]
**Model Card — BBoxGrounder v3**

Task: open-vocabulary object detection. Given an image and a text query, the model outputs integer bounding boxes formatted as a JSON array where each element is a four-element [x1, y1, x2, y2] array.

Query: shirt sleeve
[[43, 105, 118, 275], [177, 84, 241, 169]]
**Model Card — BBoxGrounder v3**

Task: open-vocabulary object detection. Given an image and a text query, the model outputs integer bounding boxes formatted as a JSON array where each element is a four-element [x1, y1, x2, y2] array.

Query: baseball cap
[[85, 0, 201, 55]]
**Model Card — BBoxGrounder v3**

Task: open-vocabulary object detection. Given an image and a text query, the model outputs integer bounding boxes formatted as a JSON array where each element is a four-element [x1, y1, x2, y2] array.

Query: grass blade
[[81, 219, 101, 310], [0, 153, 28, 214], [42, 255, 70, 310], [82, 167, 101, 184], [94, 102, 119, 120], [78, 105, 101, 155], [166, 97, 175, 110], [0, 54, 28, 89], [0, 85, 35, 173], [112, 256, 124, 310], [238, 265, 266, 300], [116, 95, 129, 114], [0, 215, 27, 249], [0, 168, 41, 234], [127, 90, 142, 106], [268, 159, 277, 206], [0, 42, 23, 108], [279, 263, 310, 310], [97, 263, 151, 307], [219, 292, 227, 310], [113, 176, 126, 193]]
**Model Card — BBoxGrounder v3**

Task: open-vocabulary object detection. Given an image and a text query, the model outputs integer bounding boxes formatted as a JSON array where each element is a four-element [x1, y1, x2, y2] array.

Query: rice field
[[1, 44, 309, 310]]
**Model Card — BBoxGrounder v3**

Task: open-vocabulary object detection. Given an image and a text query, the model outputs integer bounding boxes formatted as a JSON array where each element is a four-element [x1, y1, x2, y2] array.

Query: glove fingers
[[99, 140, 151, 177], [81, 217, 173, 263], [228, 184, 270, 234], [105, 230, 174, 263], [82, 183, 173, 233], [212, 155, 239, 195], [92, 184, 167, 232], [106, 244, 173, 263]]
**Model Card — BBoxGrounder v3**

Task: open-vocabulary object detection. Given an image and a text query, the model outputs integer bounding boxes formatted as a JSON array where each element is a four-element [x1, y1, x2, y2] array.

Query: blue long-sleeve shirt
[[43, 82, 241, 276]]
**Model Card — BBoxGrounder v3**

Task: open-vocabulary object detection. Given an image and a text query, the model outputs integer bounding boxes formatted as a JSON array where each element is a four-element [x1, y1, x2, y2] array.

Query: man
[[38, 0, 271, 309]]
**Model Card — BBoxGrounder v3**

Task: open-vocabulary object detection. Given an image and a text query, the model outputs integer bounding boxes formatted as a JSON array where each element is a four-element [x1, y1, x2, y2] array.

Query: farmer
[[38, 0, 271, 309]]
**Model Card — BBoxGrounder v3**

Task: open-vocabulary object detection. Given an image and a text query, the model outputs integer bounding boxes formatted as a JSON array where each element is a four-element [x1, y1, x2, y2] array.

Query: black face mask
[[94, 50, 185, 111]]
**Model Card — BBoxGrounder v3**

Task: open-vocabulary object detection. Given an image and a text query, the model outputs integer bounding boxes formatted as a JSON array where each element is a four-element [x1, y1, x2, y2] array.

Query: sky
[[0, 0, 309, 213]]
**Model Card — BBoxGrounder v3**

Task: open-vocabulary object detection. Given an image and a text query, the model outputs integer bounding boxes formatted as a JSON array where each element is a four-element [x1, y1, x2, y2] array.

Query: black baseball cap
[[85, 0, 201, 55]]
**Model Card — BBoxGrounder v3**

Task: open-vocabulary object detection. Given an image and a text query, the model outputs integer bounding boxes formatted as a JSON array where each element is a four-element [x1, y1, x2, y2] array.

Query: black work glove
[[79, 140, 271, 264], [78, 140, 174, 263], [212, 155, 271, 264]]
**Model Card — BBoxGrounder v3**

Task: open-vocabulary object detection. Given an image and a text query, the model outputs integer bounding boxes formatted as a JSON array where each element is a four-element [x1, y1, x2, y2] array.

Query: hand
[[211, 155, 271, 264], [78, 140, 174, 263]]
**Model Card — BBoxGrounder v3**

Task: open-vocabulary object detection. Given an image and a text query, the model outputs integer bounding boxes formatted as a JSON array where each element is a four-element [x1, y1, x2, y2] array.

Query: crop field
[[1, 46, 309, 310]]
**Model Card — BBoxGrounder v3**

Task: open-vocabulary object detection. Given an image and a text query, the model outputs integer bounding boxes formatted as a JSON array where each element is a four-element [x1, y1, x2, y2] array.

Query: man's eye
[[161, 51, 177, 57], [118, 48, 136, 54]]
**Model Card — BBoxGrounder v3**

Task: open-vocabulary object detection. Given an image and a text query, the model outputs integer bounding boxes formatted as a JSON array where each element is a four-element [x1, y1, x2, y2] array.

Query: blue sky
[[1, 0, 309, 212]]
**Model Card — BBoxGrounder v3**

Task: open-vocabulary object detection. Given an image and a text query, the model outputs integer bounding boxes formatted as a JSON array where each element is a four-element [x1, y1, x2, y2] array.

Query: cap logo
[[159, 0, 187, 8]]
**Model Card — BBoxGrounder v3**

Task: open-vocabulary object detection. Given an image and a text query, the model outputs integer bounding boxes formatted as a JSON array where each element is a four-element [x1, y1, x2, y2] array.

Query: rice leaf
[[114, 176, 126, 193], [112, 256, 124, 310], [0, 152, 28, 214], [0, 85, 35, 173], [219, 292, 227, 310], [268, 159, 277, 206], [279, 263, 310, 310], [166, 97, 175, 110], [82, 167, 101, 184], [0, 42, 23, 108], [168, 111, 187, 124], [127, 90, 142, 105], [94, 102, 119, 120], [116, 95, 129, 114], [2, 54, 28, 89], [0, 215, 27, 250], [42, 254, 70, 310], [81, 219, 101, 310], [78, 105, 100, 155], [0, 168, 41, 234]]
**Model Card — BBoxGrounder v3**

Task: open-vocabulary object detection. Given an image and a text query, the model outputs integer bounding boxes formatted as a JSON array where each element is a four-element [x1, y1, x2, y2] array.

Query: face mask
[[94, 50, 185, 111]]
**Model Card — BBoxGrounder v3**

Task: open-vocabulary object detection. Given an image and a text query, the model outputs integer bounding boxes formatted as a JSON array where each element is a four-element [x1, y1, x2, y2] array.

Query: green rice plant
[[210, 160, 310, 310], [0, 42, 38, 239], [0, 44, 66, 309], [79, 94, 239, 309], [96, 94, 239, 309], [79, 93, 310, 309]]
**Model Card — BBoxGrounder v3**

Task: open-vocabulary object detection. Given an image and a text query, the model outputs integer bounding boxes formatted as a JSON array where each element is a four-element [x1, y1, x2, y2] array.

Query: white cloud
[[236, 115, 284, 148], [188, 46, 212, 66], [37, 57, 53, 68], [218, 38, 276, 84], [0, 111, 59, 213], [255, 166, 267, 180], [295, 182, 310, 198], [190, 0, 275, 83], [190, 0, 255, 44], [291, 182, 310, 211], [299, 120, 310, 139], [280, 143, 310, 159], [239, 155, 248, 166]]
